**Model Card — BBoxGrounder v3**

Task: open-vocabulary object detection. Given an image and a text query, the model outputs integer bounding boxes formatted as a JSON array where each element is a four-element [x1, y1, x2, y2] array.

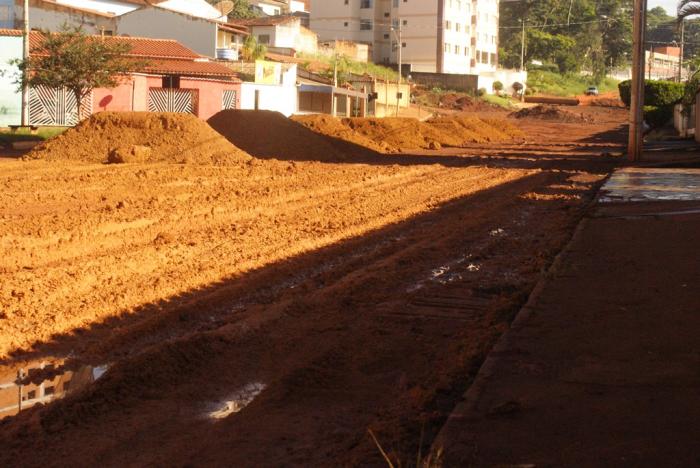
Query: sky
[[648, 0, 678, 15]]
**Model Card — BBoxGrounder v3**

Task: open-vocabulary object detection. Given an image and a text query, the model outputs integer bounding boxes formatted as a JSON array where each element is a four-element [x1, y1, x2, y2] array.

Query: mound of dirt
[[208, 110, 351, 162], [26, 112, 252, 164], [438, 93, 503, 112], [294, 115, 524, 153], [510, 105, 593, 123], [589, 97, 626, 108], [290, 115, 389, 153]]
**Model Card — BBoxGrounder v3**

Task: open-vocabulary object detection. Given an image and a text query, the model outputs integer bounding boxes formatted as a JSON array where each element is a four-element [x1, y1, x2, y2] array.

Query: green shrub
[[493, 80, 504, 92], [528, 62, 559, 73], [643, 105, 674, 128], [619, 80, 685, 107], [477, 88, 487, 97]]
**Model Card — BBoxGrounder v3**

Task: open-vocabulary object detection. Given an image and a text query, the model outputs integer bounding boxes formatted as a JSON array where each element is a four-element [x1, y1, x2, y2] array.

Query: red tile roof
[[0, 29, 240, 81], [231, 14, 298, 27], [143, 59, 241, 80]]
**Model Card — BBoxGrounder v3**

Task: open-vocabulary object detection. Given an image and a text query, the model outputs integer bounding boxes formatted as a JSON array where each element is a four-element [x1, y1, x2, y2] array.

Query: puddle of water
[[207, 382, 266, 420], [600, 168, 700, 203], [0, 358, 109, 420]]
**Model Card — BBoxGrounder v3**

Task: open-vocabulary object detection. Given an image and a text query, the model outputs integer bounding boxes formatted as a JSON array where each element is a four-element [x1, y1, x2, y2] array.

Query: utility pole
[[628, 0, 647, 162], [392, 22, 402, 117], [678, 21, 685, 82], [520, 18, 526, 72], [21, 0, 30, 126]]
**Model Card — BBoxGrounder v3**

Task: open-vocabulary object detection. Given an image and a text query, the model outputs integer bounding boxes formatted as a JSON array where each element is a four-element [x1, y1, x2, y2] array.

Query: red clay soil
[[511, 104, 594, 123], [26, 112, 252, 164], [0, 106, 626, 466], [294, 115, 524, 153], [208, 109, 360, 161], [290, 114, 390, 153]]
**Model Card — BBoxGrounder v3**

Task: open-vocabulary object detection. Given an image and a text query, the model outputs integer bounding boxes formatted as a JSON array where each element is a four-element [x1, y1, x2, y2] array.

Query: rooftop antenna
[[213, 0, 234, 17]]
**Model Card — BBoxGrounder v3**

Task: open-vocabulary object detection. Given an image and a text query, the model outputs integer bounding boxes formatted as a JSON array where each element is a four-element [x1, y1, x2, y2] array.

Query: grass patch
[[527, 70, 619, 97], [0, 126, 67, 145], [481, 94, 516, 109], [298, 52, 399, 81]]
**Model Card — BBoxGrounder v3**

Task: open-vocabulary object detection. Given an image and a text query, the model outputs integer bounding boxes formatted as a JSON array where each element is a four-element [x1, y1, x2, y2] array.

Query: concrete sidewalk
[[435, 167, 700, 466]]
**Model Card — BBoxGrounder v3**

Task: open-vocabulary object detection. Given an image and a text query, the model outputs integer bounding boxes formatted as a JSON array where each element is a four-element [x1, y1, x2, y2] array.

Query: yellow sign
[[255, 60, 281, 84]]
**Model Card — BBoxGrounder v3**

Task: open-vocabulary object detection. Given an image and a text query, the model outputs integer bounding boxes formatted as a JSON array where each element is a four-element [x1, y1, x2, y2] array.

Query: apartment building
[[309, 0, 499, 74]]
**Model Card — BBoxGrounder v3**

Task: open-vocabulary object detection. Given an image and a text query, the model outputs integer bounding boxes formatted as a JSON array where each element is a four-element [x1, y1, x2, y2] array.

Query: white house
[[233, 15, 317, 55], [11, 0, 249, 59], [239, 60, 298, 116], [250, 0, 308, 15]]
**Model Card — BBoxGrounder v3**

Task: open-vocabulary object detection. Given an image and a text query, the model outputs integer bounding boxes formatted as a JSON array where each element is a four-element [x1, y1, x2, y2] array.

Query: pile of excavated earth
[[26, 112, 252, 164], [510, 104, 594, 123], [292, 114, 524, 152]]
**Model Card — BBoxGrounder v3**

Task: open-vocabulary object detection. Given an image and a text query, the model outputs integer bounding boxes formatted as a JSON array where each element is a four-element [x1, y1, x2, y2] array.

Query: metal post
[[392, 22, 402, 117], [628, 0, 647, 162], [520, 19, 525, 71], [678, 21, 685, 82], [21, 0, 30, 126]]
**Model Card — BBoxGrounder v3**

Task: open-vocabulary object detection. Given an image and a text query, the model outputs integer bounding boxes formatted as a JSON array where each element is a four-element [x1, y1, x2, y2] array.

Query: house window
[[360, 19, 372, 30], [454, 45, 459, 54], [344, 22, 349, 27], [162, 76, 181, 89], [258, 34, 270, 44], [360, 0, 371, 8]]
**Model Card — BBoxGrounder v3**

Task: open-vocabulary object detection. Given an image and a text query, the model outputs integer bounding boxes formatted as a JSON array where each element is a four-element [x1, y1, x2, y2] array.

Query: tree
[[678, 0, 700, 20], [498, 0, 632, 77], [12, 26, 141, 117], [241, 35, 267, 61], [206, 0, 260, 19]]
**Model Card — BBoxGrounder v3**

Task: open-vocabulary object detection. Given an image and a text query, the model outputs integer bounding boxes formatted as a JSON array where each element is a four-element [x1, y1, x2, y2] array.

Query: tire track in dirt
[[0, 166, 611, 467], [0, 159, 531, 358]]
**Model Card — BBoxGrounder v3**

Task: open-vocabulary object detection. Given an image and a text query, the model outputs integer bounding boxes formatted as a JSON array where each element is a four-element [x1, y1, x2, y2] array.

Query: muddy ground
[[0, 107, 627, 466]]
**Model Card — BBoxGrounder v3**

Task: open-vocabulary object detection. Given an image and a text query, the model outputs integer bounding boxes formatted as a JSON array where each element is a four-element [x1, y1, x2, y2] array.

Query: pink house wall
[[90, 75, 241, 120], [180, 78, 241, 120]]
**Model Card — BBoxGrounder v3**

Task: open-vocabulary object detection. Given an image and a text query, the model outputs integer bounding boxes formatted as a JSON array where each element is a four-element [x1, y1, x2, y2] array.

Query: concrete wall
[[477, 69, 526, 95], [14, 1, 116, 34], [117, 7, 217, 57], [240, 82, 297, 116], [0, 34, 21, 126], [0, 0, 13, 28], [411, 71, 478, 93], [182, 77, 241, 119]]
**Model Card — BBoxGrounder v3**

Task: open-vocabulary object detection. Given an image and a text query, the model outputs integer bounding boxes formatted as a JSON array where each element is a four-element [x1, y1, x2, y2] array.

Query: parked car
[[585, 86, 599, 96]]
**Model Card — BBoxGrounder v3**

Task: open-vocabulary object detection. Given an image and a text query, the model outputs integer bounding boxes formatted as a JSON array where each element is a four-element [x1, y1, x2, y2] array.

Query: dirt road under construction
[[0, 106, 626, 466]]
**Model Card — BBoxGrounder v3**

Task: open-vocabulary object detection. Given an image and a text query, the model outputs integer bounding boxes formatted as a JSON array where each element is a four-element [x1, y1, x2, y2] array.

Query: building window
[[402, 42, 406, 48], [162, 76, 181, 89], [456, 23, 461, 32], [445, 20, 451, 30], [455, 45, 460, 54], [491, 53, 497, 65], [402, 20, 407, 25], [258, 34, 270, 44], [384, 33, 390, 39], [444, 43, 450, 53], [344, 22, 349, 27], [360, 19, 372, 30], [360, 0, 371, 8]]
